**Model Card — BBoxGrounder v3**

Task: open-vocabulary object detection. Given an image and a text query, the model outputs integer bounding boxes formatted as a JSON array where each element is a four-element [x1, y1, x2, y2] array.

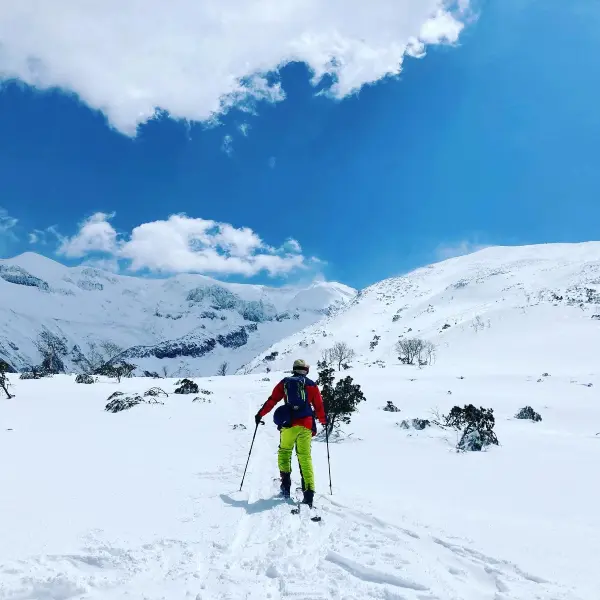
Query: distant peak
[[1, 252, 66, 272]]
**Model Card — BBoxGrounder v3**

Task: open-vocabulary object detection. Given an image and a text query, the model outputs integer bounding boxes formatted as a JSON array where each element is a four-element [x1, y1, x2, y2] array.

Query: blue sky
[[0, 0, 598, 289]]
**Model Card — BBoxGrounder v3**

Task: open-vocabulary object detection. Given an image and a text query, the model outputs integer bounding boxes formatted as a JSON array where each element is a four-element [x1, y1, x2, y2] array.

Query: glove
[[255, 413, 263, 426]]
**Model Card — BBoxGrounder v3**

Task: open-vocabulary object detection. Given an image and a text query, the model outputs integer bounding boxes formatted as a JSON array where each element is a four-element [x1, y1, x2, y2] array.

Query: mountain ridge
[[0, 252, 355, 375], [244, 241, 600, 375]]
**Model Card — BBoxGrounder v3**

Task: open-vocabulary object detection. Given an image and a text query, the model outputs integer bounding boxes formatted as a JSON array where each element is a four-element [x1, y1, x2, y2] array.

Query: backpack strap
[[283, 375, 307, 405]]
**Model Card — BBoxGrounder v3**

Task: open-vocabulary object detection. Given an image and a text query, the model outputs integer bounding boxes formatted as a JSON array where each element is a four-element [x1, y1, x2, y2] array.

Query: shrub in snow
[[458, 430, 487, 452], [398, 418, 430, 430], [144, 387, 168, 398], [105, 392, 143, 413], [0, 361, 14, 399], [542, 372, 550, 377], [232, 424, 247, 430], [19, 372, 37, 380], [383, 401, 400, 413], [143, 371, 161, 378], [395, 338, 436, 366], [317, 362, 366, 437], [193, 396, 211, 403], [105, 391, 164, 413], [443, 405, 499, 452], [174, 379, 199, 395], [515, 406, 542, 422], [369, 335, 381, 350], [264, 351, 279, 362], [34, 329, 69, 374], [323, 342, 356, 371], [216, 361, 229, 376], [442, 323, 451, 330], [261, 377, 271, 382], [75, 374, 95, 384], [95, 361, 137, 383], [199, 389, 213, 395]]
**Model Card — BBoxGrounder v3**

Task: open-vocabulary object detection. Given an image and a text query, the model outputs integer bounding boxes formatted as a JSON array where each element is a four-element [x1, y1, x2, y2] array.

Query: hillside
[[0, 253, 355, 376], [246, 242, 600, 375], [0, 370, 595, 598], [1, 242, 598, 598]]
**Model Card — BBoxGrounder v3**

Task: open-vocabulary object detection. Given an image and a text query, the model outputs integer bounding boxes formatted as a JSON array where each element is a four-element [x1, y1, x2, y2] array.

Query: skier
[[255, 359, 326, 508]]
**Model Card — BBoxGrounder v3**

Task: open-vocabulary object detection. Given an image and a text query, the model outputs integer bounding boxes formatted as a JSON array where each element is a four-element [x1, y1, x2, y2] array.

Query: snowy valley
[[0, 242, 599, 599]]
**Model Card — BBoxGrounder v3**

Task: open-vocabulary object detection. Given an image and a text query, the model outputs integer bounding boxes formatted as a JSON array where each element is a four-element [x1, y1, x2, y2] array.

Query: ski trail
[[0, 399, 586, 600]]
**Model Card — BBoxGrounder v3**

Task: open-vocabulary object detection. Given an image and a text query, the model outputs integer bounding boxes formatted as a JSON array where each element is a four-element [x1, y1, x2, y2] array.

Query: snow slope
[[245, 242, 600, 375], [0, 253, 355, 376], [0, 369, 596, 599]]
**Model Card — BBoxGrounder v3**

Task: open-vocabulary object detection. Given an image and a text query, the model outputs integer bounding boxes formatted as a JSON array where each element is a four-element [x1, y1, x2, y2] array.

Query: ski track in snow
[[0, 489, 582, 600], [0, 400, 583, 600]]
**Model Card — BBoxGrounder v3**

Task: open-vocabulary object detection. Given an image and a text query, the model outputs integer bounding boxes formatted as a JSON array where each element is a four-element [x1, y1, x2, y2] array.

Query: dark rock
[[75, 374, 95, 384], [383, 401, 400, 413], [217, 327, 249, 349], [0, 265, 50, 291]]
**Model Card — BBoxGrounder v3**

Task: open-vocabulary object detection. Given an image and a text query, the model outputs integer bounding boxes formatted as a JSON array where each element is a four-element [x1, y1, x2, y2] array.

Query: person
[[255, 359, 326, 507]]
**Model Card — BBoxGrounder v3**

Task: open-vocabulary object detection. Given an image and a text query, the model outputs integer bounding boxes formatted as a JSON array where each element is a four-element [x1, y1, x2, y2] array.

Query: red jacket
[[258, 377, 326, 434]]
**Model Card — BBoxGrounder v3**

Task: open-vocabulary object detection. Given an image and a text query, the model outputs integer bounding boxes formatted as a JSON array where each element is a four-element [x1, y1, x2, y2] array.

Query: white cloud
[[80, 257, 121, 273], [238, 123, 251, 137], [284, 239, 302, 253], [268, 157, 277, 169], [57, 212, 118, 258], [53, 212, 310, 277], [221, 134, 234, 157], [0, 208, 18, 235], [436, 240, 490, 261], [0, 1, 471, 135]]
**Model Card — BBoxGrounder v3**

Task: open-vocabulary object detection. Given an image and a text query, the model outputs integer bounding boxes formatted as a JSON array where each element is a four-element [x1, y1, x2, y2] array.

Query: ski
[[290, 492, 322, 522]]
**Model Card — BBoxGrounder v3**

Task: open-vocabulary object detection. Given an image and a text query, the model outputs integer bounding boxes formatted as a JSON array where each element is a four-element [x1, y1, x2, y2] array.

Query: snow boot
[[301, 489, 314, 508], [280, 472, 291, 498]]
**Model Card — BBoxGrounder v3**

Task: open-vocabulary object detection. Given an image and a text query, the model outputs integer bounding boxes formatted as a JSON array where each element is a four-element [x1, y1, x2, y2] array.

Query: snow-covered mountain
[[0, 252, 355, 376], [246, 242, 600, 375]]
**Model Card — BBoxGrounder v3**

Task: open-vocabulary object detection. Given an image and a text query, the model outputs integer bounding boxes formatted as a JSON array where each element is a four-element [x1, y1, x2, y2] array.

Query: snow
[[0, 367, 596, 599], [0, 253, 355, 376], [245, 241, 600, 376], [1, 242, 599, 598]]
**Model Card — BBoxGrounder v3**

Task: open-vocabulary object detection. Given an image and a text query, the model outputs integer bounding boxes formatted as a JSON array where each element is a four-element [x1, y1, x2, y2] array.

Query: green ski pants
[[278, 426, 315, 492]]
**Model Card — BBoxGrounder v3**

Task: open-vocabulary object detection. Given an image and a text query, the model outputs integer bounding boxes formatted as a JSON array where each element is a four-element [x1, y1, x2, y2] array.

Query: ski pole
[[325, 418, 333, 495], [239, 420, 261, 491]]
